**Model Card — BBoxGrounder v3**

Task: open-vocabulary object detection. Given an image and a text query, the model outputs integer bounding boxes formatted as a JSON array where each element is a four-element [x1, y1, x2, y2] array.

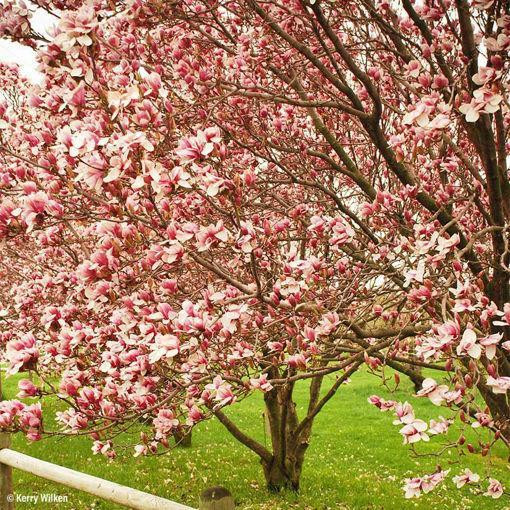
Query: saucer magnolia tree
[[0, 0, 509, 497]]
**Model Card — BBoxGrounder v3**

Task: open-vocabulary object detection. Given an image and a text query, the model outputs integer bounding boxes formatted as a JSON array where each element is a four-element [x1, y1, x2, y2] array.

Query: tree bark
[[259, 384, 305, 491]]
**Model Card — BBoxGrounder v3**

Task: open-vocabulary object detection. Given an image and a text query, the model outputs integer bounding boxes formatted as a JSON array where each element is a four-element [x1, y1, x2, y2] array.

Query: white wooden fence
[[0, 447, 194, 510]]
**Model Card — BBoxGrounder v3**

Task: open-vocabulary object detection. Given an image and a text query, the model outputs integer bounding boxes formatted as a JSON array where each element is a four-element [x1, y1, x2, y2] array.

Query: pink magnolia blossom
[[428, 417, 451, 435], [53, 5, 98, 52], [459, 88, 503, 122], [486, 33, 510, 51], [203, 376, 235, 408], [493, 303, 510, 327], [17, 379, 39, 398], [403, 470, 449, 498], [472, 67, 498, 86], [416, 321, 460, 360], [250, 374, 273, 392], [479, 333, 503, 360], [403, 260, 426, 287], [367, 396, 396, 411], [149, 334, 180, 364], [287, 353, 307, 370], [6, 333, 39, 374], [472, 412, 494, 429], [153, 409, 179, 440], [186, 406, 203, 426], [456, 329, 481, 359], [0, 400, 25, 429], [176, 128, 222, 162], [486, 376, 510, 394], [92, 440, 114, 457], [19, 403, 42, 441], [471, 0, 494, 9], [452, 469, 480, 488], [392, 402, 415, 425], [399, 419, 429, 444], [484, 478, 504, 499], [134, 444, 148, 457], [20, 192, 63, 232], [195, 222, 230, 251], [416, 378, 449, 406]]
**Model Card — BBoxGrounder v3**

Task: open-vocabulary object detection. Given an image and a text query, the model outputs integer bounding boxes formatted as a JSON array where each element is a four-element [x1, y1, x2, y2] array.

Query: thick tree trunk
[[260, 381, 311, 492], [261, 453, 304, 492]]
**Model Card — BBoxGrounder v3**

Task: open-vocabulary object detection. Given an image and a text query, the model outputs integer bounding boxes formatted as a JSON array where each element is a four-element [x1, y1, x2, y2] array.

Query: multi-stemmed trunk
[[215, 380, 316, 491], [214, 363, 359, 492], [259, 384, 311, 491]]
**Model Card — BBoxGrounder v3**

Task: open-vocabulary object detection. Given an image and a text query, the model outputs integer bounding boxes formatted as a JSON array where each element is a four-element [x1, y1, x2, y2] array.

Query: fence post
[[0, 433, 13, 510], [199, 487, 234, 510], [0, 371, 13, 510]]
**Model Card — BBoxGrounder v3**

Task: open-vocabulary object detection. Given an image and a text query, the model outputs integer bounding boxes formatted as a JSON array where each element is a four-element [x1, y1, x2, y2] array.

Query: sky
[[0, 7, 56, 82], [0, 39, 40, 79]]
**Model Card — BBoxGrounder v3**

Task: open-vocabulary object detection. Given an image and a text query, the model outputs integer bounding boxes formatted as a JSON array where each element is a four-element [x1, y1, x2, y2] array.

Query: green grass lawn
[[2, 370, 509, 510]]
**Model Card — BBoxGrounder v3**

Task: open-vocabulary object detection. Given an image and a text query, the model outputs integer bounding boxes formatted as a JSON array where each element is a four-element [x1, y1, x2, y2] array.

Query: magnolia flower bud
[[452, 259, 462, 272]]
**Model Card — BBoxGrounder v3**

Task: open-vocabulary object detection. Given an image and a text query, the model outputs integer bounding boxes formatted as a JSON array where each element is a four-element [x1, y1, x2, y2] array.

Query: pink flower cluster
[[0, 401, 42, 441]]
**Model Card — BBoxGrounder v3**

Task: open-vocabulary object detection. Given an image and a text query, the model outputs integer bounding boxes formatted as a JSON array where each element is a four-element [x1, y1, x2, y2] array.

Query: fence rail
[[0, 446, 196, 510]]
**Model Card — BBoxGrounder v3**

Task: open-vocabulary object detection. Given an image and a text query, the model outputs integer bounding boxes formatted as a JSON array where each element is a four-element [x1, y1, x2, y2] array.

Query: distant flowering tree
[[0, 0, 509, 497]]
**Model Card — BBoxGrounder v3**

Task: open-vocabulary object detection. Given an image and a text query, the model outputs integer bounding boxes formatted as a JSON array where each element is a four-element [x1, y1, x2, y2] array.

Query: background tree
[[0, 0, 508, 498]]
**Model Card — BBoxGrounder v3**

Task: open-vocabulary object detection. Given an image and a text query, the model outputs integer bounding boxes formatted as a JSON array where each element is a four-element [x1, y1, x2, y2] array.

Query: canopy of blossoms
[[0, 0, 508, 497]]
